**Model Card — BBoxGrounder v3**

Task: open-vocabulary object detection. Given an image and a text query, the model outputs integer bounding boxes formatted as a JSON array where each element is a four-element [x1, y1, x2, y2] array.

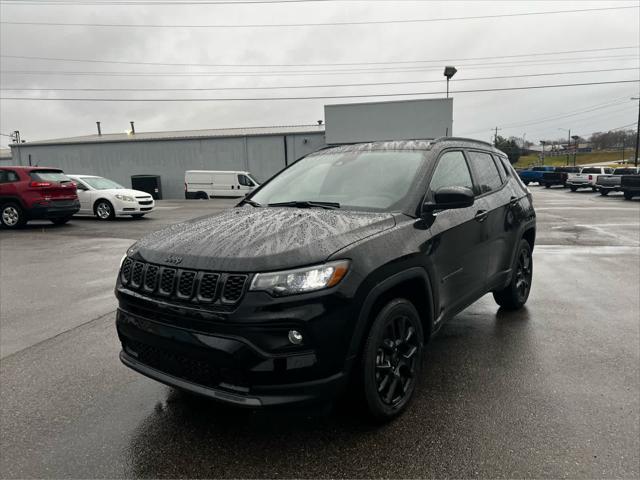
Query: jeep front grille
[[120, 258, 248, 307]]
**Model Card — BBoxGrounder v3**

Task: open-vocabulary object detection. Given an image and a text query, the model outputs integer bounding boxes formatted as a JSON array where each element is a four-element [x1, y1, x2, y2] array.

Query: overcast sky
[[0, 0, 638, 148]]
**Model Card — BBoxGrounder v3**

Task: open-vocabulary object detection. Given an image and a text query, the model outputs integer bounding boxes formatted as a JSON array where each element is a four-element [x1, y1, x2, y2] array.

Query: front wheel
[[493, 239, 533, 310], [569, 186, 577, 192], [600, 189, 609, 196], [592, 186, 597, 192], [361, 299, 424, 422], [94, 200, 115, 221]]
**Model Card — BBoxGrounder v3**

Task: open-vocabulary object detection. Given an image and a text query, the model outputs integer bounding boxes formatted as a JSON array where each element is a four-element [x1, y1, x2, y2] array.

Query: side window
[[495, 155, 510, 180], [492, 156, 506, 183], [0, 170, 18, 183], [467, 151, 503, 195], [238, 174, 252, 187], [429, 151, 474, 194]]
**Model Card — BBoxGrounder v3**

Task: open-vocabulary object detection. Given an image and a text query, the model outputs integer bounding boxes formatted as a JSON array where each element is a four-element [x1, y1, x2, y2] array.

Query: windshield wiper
[[268, 200, 341, 210], [238, 198, 262, 207]]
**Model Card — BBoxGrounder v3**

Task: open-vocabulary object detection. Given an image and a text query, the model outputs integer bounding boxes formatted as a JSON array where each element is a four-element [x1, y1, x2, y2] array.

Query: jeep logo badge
[[165, 255, 183, 265]]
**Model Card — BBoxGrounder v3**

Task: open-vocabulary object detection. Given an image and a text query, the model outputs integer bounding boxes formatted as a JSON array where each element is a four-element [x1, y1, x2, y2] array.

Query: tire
[[361, 299, 424, 422], [1, 203, 26, 229], [544, 184, 550, 189], [51, 216, 72, 225], [624, 192, 633, 200], [600, 189, 609, 196], [523, 180, 530, 186], [493, 239, 533, 310], [94, 200, 115, 220], [570, 186, 577, 192], [592, 187, 597, 192], [197, 191, 209, 200], [131, 214, 145, 219]]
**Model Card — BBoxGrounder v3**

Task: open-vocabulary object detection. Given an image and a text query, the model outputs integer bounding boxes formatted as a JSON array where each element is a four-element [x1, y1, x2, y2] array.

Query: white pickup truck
[[566, 167, 614, 192]]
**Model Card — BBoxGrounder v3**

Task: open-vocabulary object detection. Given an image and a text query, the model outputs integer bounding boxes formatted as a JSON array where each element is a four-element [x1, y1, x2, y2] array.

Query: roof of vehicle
[[318, 137, 504, 155], [67, 174, 99, 178], [0, 165, 63, 171], [185, 170, 251, 174]]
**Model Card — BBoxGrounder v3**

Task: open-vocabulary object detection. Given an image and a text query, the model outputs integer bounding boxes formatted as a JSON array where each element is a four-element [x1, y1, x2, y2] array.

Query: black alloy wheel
[[493, 239, 533, 310], [362, 299, 423, 421]]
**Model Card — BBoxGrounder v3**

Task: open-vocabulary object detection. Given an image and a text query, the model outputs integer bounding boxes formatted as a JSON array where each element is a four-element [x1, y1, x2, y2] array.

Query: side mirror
[[422, 186, 474, 216]]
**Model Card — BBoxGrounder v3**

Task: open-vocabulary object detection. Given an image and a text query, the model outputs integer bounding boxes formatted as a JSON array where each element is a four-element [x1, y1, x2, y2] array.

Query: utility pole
[[632, 97, 639, 167], [493, 127, 502, 146]]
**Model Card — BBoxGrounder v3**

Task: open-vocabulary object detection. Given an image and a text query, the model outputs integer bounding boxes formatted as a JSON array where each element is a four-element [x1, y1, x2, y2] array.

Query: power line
[[2, 79, 637, 102], [2, 55, 637, 77], [2, 68, 637, 92], [1, 5, 637, 28], [2, 45, 636, 68]]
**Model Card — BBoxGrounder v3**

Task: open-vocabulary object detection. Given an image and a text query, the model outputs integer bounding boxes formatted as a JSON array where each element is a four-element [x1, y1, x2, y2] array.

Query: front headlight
[[250, 260, 350, 296], [115, 194, 135, 202]]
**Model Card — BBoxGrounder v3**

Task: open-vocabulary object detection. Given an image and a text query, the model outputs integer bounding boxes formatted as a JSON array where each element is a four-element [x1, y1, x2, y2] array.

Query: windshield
[[250, 150, 425, 211], [81, 177, 125, 190]]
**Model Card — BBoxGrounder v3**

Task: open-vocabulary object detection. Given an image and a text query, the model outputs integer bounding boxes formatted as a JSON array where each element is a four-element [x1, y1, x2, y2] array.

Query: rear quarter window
[[467, 151, 503, 194]]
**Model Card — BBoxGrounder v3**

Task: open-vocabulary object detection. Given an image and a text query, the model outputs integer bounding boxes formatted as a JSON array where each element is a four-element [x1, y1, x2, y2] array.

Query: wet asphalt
[[1, 189, 638, 478]]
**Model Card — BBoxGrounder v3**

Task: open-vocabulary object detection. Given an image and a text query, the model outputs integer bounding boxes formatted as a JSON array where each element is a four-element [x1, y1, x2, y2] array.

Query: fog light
[[288, 330, 303, 345]]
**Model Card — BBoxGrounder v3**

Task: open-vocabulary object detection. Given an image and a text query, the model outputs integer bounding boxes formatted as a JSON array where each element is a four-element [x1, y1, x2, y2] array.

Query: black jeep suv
[[116, 138, 536, 420]]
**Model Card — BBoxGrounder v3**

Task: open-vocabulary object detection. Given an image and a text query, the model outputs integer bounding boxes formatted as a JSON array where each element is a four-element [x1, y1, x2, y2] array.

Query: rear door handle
[[474, 210, 489, 222]]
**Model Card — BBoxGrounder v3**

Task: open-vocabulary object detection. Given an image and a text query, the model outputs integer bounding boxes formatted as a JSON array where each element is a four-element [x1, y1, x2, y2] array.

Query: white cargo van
[[185, 170, 260, 199]]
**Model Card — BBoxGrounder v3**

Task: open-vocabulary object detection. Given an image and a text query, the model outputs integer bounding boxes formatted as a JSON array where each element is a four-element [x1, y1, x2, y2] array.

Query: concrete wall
[[11, 133, 325, 199]]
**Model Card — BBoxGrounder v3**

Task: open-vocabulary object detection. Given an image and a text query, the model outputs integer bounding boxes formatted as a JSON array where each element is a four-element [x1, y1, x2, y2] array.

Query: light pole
[[571, 135, 580, 166], [540, 141, 546, 165], [632, 97, 639, 167], [444, 66, 457, 98], [559, 128, 570, 166]]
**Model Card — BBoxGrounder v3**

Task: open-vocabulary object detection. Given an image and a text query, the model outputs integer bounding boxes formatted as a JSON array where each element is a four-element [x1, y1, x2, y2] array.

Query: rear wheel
[[361, 299, 423, 422], [624, 192, 633, 200], [197, 191, 209, 200], [570, 186, 577, 192], [94, 200, 115, 220], [493, 239, 533, 310], [600, 189, 609, 196], [1, 203, 26, 229], [544, 184, 551, 189], [51, 216, 72, 225]]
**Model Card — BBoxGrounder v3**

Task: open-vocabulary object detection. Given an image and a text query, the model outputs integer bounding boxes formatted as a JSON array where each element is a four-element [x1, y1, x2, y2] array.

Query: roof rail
[[433, 136, 496, 148]]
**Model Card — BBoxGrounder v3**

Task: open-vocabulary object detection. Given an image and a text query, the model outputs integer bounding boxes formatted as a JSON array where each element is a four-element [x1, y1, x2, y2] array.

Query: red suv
[[0, 166, 80, 228]]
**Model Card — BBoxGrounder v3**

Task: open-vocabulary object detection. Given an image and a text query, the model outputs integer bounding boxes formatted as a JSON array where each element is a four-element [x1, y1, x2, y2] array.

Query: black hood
[[130, 207, 395, 272]]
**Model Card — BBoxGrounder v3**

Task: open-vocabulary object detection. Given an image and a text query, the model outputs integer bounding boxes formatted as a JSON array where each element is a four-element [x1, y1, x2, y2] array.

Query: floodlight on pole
[[444, 66, 457, 98]]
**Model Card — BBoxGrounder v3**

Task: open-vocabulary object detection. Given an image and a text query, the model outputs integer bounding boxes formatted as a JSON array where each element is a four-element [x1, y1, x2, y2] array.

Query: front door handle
[[474, 210, 489, 222]]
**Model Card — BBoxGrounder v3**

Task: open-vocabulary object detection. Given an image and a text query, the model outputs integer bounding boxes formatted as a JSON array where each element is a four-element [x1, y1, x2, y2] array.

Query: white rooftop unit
[[324, 98, 453, 144]]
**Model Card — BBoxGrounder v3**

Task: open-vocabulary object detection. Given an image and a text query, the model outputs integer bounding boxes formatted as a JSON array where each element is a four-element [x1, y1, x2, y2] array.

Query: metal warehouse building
[[9, 124, 326, 199]]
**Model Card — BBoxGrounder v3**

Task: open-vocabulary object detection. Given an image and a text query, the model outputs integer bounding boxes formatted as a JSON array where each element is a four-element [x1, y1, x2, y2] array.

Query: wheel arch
[[348, 267, 435, 364]]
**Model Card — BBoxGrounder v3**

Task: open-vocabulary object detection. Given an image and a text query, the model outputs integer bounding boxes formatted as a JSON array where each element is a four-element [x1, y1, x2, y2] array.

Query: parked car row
[[517, 165, 640, 199], [0, 166, 155, 228]]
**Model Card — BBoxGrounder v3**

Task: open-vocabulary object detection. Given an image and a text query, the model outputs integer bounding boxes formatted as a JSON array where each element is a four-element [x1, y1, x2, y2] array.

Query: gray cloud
[[1, 0, 638, 147]]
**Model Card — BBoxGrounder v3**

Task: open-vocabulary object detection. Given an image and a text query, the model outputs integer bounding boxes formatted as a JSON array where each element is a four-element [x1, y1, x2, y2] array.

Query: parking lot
[[1, 188, 638, 478]]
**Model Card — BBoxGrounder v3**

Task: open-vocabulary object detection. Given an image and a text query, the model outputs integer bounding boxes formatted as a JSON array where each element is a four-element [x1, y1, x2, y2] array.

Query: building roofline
[[10, 124, 326, 148]]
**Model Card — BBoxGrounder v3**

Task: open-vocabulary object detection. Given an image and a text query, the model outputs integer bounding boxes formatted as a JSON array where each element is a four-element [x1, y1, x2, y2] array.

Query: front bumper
[[28, 199, 80, 219], [115, 284, 357, 407], [115, 200, 155, 216]]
